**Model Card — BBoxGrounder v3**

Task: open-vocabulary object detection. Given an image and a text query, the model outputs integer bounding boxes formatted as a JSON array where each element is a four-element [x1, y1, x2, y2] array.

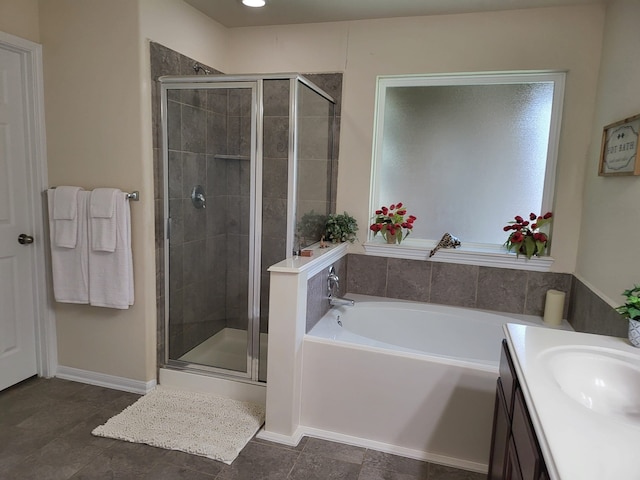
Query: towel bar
[[49, 187, 140, 201]]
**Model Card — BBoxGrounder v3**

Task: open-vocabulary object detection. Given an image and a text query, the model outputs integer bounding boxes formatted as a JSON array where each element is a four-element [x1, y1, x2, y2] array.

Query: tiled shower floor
[[0, 377, 486, 479]]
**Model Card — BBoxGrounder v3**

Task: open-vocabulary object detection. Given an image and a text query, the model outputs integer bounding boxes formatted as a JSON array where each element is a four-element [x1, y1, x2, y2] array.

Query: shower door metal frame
[[159, 74, 336, 384], [288, 77, 338, 253], [160, 78, 262, 382]]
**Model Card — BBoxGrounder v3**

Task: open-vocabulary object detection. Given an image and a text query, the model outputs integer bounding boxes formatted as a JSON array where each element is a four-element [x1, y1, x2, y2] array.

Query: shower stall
[[160, 74, 336, 383]]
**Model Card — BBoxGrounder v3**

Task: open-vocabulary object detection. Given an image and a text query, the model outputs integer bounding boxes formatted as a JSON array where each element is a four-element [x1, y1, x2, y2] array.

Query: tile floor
[[0, 377, 486, 479]]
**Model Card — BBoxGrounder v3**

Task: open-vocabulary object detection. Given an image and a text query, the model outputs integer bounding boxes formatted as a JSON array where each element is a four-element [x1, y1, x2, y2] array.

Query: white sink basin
[[541, 346, 640, 422]]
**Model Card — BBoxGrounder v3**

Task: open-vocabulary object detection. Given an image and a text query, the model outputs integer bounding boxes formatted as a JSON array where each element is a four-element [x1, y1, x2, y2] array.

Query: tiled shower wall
[[151, 42, 222, 364], [158, 46, 241, 358], [306, 253, 628, 338]]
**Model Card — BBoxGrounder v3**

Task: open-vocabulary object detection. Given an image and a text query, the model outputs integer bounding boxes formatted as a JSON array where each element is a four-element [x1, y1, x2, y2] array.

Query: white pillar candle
[[543, 289, 565, 326]]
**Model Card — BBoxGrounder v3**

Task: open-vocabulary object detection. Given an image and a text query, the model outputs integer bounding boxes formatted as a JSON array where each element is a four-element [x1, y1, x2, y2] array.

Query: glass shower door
[[163, 81, 258, 379]]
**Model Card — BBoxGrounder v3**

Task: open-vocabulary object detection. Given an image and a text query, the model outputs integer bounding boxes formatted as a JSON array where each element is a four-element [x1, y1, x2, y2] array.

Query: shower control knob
[[191, 185, 206, 209], [18, 233, 34, 245]]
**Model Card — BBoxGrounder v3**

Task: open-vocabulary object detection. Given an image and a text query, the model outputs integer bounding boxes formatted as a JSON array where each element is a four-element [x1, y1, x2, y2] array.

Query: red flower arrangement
[[503, 211, 553, 259], [370, 202, 417, 245]]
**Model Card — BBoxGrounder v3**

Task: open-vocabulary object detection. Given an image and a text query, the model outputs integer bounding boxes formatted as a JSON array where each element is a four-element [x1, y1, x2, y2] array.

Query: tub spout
[[329, 296, 355, 307]]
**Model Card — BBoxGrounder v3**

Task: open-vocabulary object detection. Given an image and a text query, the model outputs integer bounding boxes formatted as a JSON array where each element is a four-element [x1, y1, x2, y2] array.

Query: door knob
[[18, 233, 34, 245]]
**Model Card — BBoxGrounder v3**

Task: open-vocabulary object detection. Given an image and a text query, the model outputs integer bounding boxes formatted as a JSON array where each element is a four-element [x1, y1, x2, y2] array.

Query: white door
[[0, 45, 38, 391]]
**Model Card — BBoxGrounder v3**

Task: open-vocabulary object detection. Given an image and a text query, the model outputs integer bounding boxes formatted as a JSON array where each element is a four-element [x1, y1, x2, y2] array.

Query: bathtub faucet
[[327, 265, 354, 306], [329, 295, 355, 307]]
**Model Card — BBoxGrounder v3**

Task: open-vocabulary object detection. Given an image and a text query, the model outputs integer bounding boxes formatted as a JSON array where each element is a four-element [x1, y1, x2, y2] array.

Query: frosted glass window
[[372, 72, 564, 247]]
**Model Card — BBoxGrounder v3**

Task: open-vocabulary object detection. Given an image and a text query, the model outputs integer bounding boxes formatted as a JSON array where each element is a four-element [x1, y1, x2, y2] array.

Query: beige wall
[[576, 0, 640, 305], [139, 0, 228, 73], [30, 0, 622, 382], [227, 5, 605, 273], [0, 0, 39, 43], [38, 0, 229, 383], [39, 0, 155, 382]]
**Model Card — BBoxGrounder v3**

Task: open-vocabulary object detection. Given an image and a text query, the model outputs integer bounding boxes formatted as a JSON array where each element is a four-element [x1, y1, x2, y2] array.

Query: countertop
[[504, 324, 640, 480]]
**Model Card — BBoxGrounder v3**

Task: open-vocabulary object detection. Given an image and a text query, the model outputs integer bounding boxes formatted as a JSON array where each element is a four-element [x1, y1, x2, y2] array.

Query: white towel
[[90, 188, 118, 252], [88, 192, 134, 309], [47, 189, 89, 304], [53, 186, 83, 248]]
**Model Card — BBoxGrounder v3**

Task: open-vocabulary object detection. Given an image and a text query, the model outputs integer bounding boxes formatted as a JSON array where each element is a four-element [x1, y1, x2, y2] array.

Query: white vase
[[629, 319, 640, 348]]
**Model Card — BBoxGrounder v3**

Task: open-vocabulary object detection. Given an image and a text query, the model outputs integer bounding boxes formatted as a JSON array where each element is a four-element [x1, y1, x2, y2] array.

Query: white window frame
[[365, 71, 565, 271]]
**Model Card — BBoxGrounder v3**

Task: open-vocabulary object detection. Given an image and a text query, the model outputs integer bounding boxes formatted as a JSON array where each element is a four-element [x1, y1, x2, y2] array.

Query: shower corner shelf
[[213, 154, 250, 161]]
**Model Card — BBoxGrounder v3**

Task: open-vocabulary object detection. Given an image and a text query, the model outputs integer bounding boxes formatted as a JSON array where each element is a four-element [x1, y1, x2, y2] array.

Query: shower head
[[192, 63, 211, 75]]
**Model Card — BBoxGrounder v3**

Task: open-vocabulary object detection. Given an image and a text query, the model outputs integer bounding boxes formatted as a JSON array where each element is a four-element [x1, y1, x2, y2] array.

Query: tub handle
[[328, 266, 339, 294]]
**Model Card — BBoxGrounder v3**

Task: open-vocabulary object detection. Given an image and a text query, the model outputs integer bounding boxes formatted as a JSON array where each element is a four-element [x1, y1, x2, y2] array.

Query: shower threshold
[[178, 327, 268, 375]]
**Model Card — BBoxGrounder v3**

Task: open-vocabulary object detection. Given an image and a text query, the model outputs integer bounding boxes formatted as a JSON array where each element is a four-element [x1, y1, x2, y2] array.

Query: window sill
[[362, 239, 554, 272]]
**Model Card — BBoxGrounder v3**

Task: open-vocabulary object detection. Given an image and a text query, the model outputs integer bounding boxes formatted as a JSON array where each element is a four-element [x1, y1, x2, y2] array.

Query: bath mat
[[92, 386, 265, 464]]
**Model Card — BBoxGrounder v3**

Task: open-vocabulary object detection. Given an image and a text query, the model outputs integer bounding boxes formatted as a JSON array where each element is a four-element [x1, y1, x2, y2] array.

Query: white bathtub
[[300, 294, 569, 473]]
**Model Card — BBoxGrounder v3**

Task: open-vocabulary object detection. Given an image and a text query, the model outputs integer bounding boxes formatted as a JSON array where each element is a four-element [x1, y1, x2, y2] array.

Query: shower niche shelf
[[213, 154, 250, 161]]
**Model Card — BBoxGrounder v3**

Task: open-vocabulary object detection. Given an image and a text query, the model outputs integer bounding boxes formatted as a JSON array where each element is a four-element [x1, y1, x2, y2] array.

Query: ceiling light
[[242, 0, 265, 7]]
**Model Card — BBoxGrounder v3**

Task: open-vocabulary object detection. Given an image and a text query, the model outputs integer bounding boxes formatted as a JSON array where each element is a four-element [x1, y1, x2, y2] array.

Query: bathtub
[[300, 294, 567, 473]]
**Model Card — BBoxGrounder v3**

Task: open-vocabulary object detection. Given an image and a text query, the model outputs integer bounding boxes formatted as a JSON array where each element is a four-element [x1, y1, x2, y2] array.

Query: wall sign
[[599, 113, 640, 176]]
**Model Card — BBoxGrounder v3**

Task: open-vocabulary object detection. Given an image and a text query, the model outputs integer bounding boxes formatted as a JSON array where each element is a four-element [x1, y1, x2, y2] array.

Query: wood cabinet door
[[488, 379, 510, 480], [506, 439, 523, 480], [512, 388, 545, 480]]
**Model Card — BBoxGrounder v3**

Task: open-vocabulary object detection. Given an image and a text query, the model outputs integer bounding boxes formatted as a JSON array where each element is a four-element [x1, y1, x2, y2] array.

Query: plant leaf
[[524, 237, 535, 258]]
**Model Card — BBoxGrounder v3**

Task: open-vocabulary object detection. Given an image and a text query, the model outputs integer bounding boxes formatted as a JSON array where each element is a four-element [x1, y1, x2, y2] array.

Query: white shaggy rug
[[92, 386, 265, 464]]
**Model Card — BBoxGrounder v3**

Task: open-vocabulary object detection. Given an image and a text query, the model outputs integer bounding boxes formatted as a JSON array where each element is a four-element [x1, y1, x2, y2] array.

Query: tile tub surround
[[568, 276, 628, 338], [344, 254, 572, 318], [339, 254, 628, 338], [306, 255, 347, 332]]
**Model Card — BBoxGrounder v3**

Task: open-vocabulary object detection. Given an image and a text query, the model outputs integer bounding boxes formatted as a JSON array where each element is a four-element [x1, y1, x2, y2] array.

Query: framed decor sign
[[599, 113, 640, 176]]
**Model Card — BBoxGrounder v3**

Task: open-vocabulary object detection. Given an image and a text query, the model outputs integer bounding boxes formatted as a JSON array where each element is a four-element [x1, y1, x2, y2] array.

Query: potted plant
[[369, 202, 416, 245], [616, 285, 640, 347], [324, 212, 358, 243], [503, 211, 552, 259]]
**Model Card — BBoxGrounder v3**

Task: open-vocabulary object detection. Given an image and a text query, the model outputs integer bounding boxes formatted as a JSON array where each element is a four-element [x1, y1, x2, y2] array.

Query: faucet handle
[[327, 266, 340, 295], [328, 272, 339, 291]]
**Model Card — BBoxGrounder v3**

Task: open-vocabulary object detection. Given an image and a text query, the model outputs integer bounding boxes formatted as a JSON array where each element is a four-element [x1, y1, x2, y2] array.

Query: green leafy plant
[[297, 211, 327, 243], [325, 212, 358, 243], [369, 202, 416, 244], [616, 285, 640, 320], [503, 211, 552, 259]]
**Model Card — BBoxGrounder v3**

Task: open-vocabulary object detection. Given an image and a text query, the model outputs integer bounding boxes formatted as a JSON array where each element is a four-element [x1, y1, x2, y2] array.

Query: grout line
[[427, 261, 433, 303], [473, 265, 480, 307], [522, 270, 530, 314], [383, 257, 389, 297]]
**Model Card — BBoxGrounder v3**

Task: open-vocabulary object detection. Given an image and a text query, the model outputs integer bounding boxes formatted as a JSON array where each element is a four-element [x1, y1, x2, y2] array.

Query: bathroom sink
[[540, 346, 640, 423]]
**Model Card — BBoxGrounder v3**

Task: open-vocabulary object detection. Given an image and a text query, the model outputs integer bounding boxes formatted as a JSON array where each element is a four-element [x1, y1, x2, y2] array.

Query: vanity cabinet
[[488, 340, 548, 480]]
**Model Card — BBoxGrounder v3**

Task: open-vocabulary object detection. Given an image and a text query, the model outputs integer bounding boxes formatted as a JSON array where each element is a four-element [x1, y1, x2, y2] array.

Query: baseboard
[[255, 426, 306, 447], [56, 365, 156, 394], [259, 425, 488, 474]]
